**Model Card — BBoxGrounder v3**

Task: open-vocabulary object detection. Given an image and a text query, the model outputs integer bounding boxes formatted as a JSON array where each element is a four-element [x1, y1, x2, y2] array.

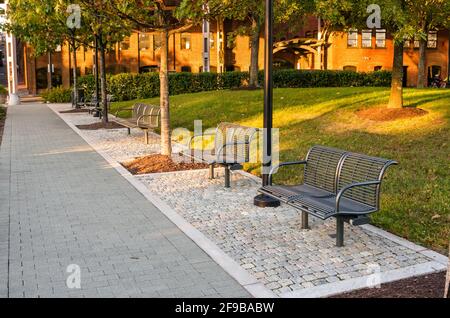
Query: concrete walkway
[[0, 103, 250, 298]]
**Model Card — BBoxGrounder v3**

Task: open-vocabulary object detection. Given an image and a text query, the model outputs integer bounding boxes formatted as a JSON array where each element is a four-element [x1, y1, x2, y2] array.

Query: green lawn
[[111, 87, 450, 254]]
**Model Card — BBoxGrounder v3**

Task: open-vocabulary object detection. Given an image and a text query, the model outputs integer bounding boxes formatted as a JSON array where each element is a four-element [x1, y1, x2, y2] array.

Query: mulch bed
[[231, 86, 262, 91], [122, 154, 209, 175], [356, 107, 428, 121], [60, 108, 90, 114], [0, 107, 6, 146], [76, 122, 126, 130], [331, 271, 447, 298]]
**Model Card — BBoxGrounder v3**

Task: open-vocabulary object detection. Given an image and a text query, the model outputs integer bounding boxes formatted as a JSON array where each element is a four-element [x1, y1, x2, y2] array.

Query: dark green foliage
[[40, 86, 72, 103], [76, 70, 392, 102]]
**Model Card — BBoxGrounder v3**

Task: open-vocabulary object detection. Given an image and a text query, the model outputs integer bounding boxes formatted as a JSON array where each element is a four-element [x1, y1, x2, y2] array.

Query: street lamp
[[254, 0, 280, 208]]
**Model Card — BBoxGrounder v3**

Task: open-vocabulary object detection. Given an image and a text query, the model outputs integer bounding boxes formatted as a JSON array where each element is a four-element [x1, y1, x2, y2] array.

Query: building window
[[209, 33, 215, 49], [375, 29, 386, 48], [139, 33, 151, 51], [343, 65, 357, 72], [181, 33, 191, 50], [413, 35, 420, 48], [404, 39, 411, 48], [120, 37, 130, 51], [153, 35, 161, 51], [374, 66, 382, 71], [362, 30, 372, 48], [347, 29, 358, 48], [181, 66, 192, 72], [427, 31, 437, 48]]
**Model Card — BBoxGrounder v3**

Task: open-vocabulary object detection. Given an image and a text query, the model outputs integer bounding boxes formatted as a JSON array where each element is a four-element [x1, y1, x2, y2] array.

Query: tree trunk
[[47, 52, 52, 90], [72, 38, 79, 108], [388, 42, 404, 108], [417, 38, 426, 88], [160, 29, 172, 156], [445, 244, 450, 298], [249, 19, 261, 88], [323, 32, 330, 70], [99, 37, 108, 123]]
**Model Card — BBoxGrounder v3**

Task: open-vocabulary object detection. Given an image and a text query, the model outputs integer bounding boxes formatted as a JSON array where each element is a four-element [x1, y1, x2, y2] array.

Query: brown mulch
[[331, 271, 447, 298], [356, 107, 428, 122], [60, 108, 90, 114], [122, 154, 209, 175], [76, 122, 126, 130], [231, 86, 262, 91]]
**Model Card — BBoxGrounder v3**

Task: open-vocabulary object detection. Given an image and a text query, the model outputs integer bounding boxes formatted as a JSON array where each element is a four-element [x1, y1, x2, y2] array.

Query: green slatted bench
[[114, 103, 160, 144], [258, 145, 397, 247], [183, 122, 260, 188]]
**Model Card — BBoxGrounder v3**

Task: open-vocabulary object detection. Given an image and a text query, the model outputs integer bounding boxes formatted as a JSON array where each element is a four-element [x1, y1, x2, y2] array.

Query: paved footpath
[[0, 103, 249, 298]]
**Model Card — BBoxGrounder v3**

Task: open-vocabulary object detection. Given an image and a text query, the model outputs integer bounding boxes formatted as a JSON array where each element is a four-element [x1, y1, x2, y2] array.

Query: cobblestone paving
[[0, 104, 249, 298], [52, 104, 440, 297], [137, 170, 432, 295]]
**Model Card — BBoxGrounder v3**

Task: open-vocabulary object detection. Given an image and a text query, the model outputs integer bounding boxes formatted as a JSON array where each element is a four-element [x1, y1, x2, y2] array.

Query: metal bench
[[86, 94, 114, 119], [113, 103, 160, 144], [183, 122, 260, 188], [71, 89, 85, 108], [258, 145, 397, 247]]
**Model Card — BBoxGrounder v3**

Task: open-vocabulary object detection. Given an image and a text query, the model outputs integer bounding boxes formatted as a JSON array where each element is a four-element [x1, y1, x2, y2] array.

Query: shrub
[[76, 69, 392, 102], [0, 85, 8, 95], [40, 86, 72, 103]]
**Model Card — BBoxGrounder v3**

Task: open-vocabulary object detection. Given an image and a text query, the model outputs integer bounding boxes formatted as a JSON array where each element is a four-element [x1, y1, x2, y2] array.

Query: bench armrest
[[187, 133, 216, 149], [268, 161, 307, 185], [216, 141, 250, 163], [136, 114, 160, 127], [335, 180, 381, 213]]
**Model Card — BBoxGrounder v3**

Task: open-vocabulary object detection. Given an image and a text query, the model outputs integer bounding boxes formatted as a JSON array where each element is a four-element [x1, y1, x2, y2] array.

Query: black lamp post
[[254, 0, 281, 208], [93, 35, 101, 118]]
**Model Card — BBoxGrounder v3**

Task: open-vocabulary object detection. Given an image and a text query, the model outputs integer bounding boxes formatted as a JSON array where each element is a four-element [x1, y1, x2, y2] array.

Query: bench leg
[[301, 211, 309, 230], [224, 166, 231, 188], [127, 128, 131, 135], [209, 165, 215, 180], [144, 130, 149, 144], [336, 217, 345, 247]]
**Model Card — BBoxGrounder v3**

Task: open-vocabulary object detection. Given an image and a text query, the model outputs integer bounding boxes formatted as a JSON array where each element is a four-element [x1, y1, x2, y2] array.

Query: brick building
[[16, 17, 450, 94]]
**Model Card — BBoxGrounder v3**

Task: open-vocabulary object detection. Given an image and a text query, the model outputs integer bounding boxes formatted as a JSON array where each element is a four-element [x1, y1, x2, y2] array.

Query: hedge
[[40, 86, 72, 103], [77, 69, 391, 102]]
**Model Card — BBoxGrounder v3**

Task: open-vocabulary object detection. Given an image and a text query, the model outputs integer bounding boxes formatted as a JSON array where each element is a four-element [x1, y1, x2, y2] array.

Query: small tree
[[5, 0, 94, 103], [78, 0, 130, 123], [406, 0, 450, 88], [178, 0, 306, 88], [5, 0, 66, 90], [107, 0, 193, 156]]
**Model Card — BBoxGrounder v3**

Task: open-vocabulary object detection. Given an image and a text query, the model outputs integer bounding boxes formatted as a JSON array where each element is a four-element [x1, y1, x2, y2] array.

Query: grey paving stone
[[0, 104, 249, 298]]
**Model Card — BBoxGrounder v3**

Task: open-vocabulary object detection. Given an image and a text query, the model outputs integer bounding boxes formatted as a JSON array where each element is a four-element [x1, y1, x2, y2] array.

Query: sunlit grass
[[111, 87, 450, 253]]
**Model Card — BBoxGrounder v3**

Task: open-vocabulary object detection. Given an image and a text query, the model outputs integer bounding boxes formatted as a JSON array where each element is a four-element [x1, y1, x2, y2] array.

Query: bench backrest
[[337, 153, 396, 208], [304, 145, 347, 193], [132, 103, 161, 127], [304, 145, 396, 208], [214, 122, 259, 162]]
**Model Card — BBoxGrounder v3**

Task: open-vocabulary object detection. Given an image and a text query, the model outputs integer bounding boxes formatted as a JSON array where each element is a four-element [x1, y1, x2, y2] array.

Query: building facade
[[15, 17, 450, 94]]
